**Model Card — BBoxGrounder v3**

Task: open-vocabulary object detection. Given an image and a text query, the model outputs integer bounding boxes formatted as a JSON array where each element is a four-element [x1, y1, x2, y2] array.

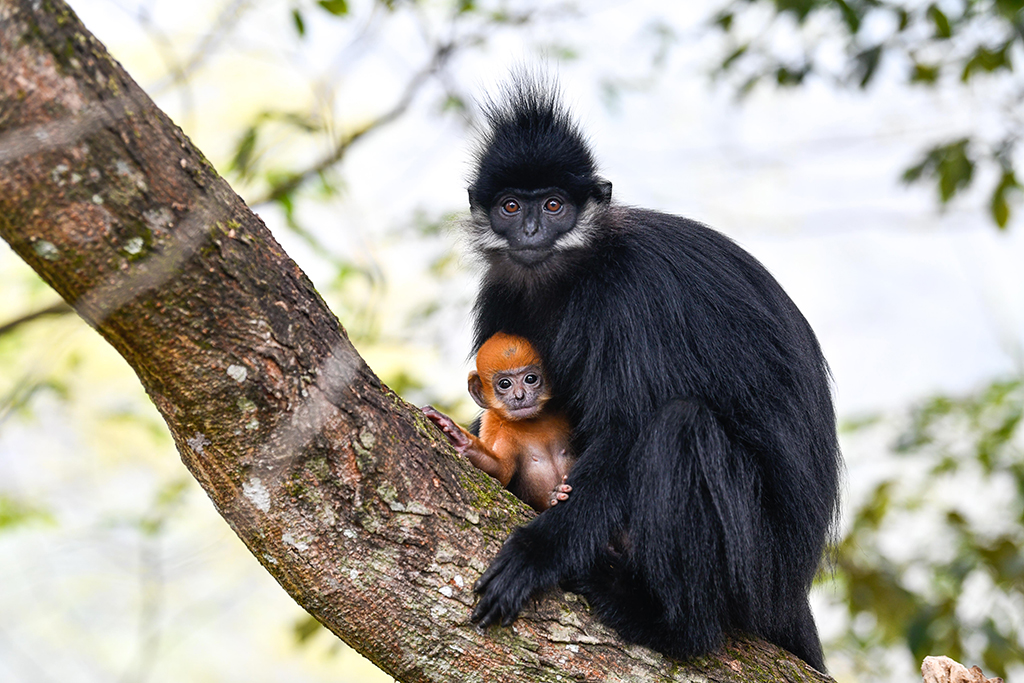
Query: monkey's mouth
[[507, 248, 551, 266], [506, 405, 542, 420]]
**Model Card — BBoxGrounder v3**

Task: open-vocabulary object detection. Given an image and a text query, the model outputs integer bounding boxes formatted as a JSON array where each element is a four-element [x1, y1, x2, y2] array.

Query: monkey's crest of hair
[[469, 76, 600, 209], [476, 332, 541, 380]]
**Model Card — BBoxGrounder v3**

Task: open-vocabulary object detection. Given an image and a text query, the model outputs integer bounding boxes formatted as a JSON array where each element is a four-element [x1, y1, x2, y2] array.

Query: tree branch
[[250, 41, 455, 208], [0, 1, 830, 681], [0, 301, 72, 338]]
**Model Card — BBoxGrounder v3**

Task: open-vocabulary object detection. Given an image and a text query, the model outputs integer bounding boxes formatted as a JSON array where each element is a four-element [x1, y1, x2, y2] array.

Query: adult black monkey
[[465, 75, 841, 673]]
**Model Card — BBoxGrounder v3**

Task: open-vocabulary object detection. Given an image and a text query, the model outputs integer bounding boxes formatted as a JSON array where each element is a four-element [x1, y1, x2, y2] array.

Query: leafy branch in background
[[833, 378, 1024, 679], [711, 0, 1024, 228], [132, 0, 259, 131], [713, 4, 1024, 674], [236, 1, 566, 220], [0, 0, 567, 346]]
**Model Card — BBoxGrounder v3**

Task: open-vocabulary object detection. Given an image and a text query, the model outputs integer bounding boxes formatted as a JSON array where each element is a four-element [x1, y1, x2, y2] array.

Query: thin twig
[[151, 0, 256, 96], [251, 41, 456, 208], [0, 301, 73, 338]]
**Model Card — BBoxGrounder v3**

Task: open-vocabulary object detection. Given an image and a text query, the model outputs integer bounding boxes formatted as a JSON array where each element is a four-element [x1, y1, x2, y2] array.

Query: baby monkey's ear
[[467, 371, 489, 409]]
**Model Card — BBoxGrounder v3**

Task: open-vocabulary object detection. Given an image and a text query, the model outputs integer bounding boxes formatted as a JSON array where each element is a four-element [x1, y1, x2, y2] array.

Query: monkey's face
[[490, 365, 549, 420], [487, 188, 578, 266]]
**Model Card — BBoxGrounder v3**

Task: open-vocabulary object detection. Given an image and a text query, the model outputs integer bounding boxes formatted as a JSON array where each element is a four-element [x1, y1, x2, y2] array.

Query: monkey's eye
[[497, 378, 513, 390], [524, 374, 539, 385], [544, 198, 563, 213], [501, 199, 521, 215]]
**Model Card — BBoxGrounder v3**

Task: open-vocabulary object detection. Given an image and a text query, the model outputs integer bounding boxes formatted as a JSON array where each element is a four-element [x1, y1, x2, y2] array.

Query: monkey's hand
[[421, 406, 472, 451], [547, 475, 572, 508], [472, 530, 552, 628]]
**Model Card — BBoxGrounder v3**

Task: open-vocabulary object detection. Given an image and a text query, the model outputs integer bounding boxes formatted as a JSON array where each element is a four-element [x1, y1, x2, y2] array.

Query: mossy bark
[[0, 1, 833, 681]]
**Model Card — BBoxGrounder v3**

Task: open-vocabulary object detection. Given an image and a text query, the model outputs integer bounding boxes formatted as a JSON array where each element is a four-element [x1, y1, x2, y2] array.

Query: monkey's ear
[[593, 178, 612, 203], [468, 372, 490, 409]]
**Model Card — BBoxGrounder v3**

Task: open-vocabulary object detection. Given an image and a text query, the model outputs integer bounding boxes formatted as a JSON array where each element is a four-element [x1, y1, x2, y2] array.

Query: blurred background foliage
[[1, 0, 1022, 682], [712, 0, 1024, 228], [710, 2, 1024, 677], [832, 378, 1024, 680]]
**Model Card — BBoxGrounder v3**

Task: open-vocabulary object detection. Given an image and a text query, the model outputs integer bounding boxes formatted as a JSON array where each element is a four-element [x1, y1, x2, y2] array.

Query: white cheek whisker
[[552, 198, 602, 252]]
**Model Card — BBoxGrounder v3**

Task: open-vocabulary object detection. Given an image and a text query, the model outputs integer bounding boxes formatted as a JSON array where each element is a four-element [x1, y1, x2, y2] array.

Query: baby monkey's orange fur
[[423, 333, 574, 512]]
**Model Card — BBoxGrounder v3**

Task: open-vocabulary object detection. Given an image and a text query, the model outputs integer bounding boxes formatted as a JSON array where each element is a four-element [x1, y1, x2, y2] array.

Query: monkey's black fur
[[469, 79, 605, 210], [465, 78, 841, 673]]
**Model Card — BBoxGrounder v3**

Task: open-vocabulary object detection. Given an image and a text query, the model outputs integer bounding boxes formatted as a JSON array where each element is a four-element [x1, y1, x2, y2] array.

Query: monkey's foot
[[548, 475, 572, 507]]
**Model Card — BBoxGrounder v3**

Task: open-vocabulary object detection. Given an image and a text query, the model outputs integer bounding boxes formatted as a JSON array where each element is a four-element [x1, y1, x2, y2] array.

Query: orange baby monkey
[[422, 333, 574, 512]]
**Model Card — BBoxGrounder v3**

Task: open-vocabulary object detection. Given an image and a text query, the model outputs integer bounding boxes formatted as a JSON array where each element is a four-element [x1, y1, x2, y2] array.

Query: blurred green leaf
[[278, 112, 321, 133], [383, 370, 424, 396], [292, 8, 305, 36], [739, 75, 760, 97], [714, 10, 734, 31], [275, 187, 295, 222], [978, 537, 1024, 587], [994, 0, 1024, 19], [0, 495, 53, 531], [895, 394, 952, 451], [293, 613, 325, 644], [937, 143, 975, 202], [839, 412, 883, 433], [843, 559, 920, 641], [902, 138, 974, 203], [317, 0, 348, 16], [773, 0, 820, 22], [834, 0, 861, 33], [927, 4, 952, 38], [230, 126, 259, 180], [910, 61, 940, 84], [982, 620, 1021, 674], [961, 43, 1013, 82], [991, 170, 1021, 229], [137, 478, 190, 537], [976, 404, 1021, 470], [850, 481, 893, 532], [854, 45, 882, 88], [155, 478, 189, 509], [775, 64, 809, 85], [545, 44, 579, 61], [441, 94, 467, 113], [721, 44, 748, 71], [895, 7, 910, 31]]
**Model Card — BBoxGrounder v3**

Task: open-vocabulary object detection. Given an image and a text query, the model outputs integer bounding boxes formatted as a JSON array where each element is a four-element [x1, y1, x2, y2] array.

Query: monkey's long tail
[[626, 399, 753, 654], [626, 398, 825, 671]]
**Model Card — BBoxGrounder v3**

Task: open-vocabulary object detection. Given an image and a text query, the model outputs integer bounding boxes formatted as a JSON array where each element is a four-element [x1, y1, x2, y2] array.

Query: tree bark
[[0, 1, 833, 681]]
